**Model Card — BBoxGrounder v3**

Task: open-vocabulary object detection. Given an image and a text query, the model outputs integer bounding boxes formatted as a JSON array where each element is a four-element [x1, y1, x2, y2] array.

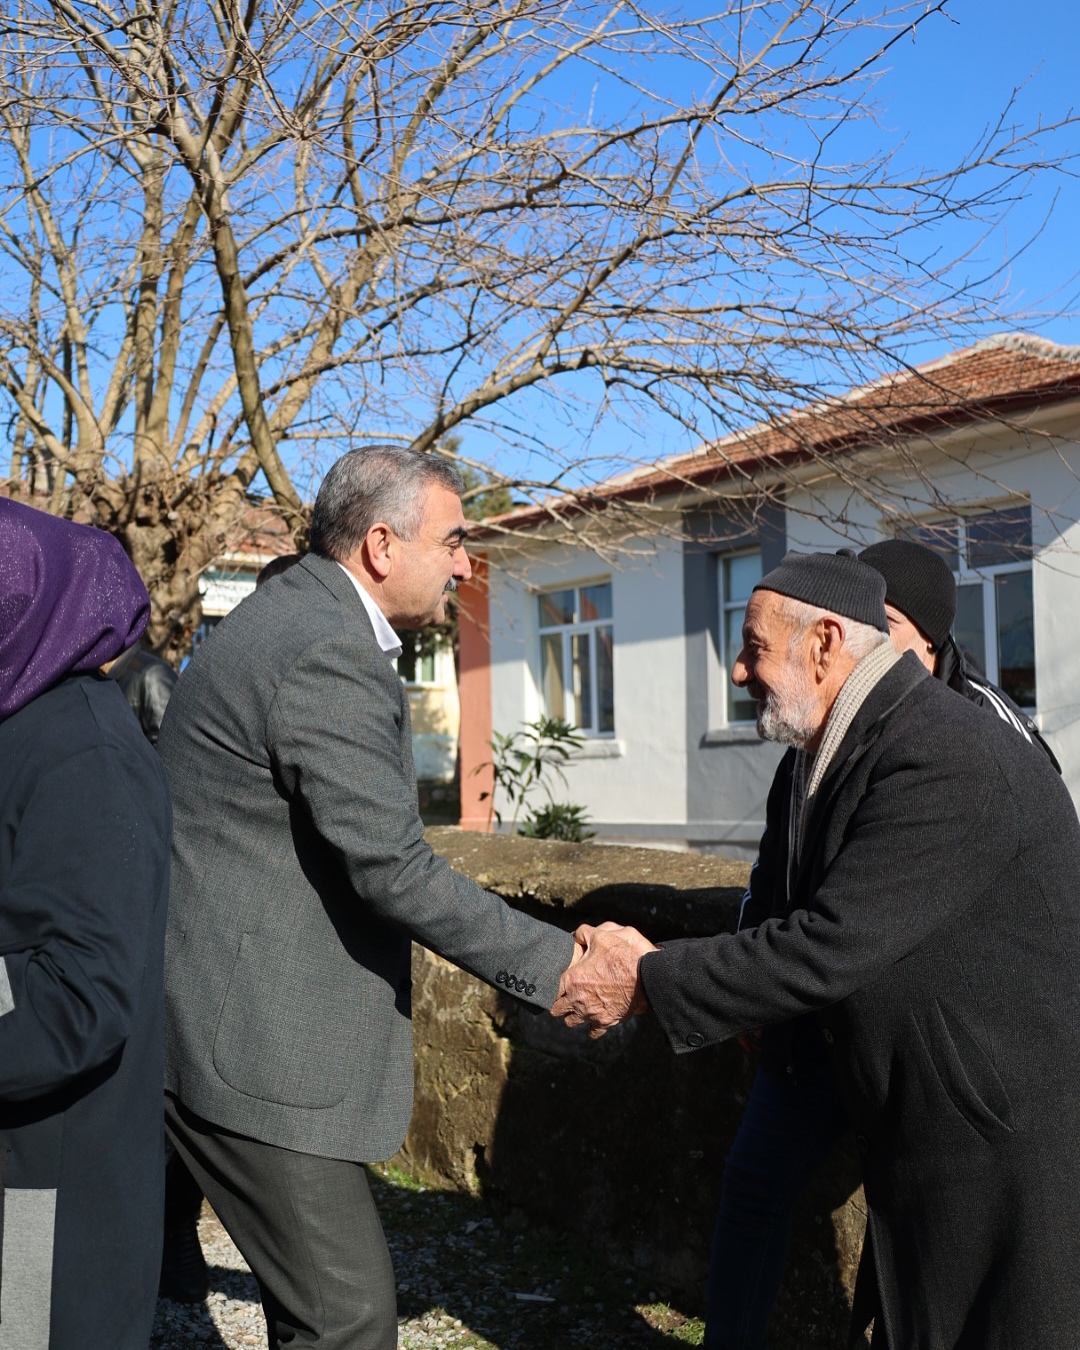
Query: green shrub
[[519, 802, 595, 843], [475, 716, 593, 839]]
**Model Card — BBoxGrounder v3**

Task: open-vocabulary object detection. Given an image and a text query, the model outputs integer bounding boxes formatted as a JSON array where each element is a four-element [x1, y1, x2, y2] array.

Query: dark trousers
[[164, 1094, 397, 1350], [704, 1041, 848, 1350], [164, 1147, 205, 1228]]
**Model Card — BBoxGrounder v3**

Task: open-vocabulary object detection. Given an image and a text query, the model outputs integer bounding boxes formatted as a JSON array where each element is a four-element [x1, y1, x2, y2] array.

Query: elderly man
[[161, 447, 576, 1350], [555, 549, 1080, 1349], [700, 537, 1063, 1350]]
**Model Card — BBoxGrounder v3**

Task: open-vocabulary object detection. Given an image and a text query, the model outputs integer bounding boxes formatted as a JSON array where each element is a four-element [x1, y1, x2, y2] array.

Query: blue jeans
[[704, 1032, 849, 1350]]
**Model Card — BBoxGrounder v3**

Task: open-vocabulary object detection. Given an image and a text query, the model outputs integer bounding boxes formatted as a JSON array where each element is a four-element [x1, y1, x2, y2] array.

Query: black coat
[[0, 674, 171, 1350], [641, 654, 1080, 1349], [108, 640, 179, 746], [931, 633, 1060, 770]]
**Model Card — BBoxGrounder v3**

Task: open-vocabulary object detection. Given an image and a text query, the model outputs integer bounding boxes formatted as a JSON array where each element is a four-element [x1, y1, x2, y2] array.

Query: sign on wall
[[199, 569, 257, 616]]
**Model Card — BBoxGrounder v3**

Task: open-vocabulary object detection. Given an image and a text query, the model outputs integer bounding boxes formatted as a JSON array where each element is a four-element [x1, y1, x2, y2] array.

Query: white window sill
[[569, 738, 626, 760], [702, 725, 762, 745]]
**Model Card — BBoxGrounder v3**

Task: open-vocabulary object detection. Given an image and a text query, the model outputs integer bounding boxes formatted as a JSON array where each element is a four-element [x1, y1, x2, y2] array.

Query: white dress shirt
[[335, 564, 402, 659]]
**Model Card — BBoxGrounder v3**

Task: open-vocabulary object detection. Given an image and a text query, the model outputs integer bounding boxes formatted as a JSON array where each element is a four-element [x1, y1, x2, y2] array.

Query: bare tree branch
[[0, 0, 1073, 657]]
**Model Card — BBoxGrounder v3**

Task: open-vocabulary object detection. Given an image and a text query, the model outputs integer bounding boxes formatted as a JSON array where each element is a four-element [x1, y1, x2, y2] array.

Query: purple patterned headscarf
[[0, 497, 150, 721]]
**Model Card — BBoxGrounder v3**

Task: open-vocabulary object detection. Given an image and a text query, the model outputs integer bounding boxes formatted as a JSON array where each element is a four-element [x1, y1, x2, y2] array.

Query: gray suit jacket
[[160, 553, 573, 1161]]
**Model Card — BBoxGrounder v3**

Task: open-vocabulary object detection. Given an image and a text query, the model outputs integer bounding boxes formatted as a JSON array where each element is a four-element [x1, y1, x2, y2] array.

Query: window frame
[[535, 580, 615, 737], [396, 633, 440, 688], [717, 547, 763, 725], [901, 504, 1036, 709]]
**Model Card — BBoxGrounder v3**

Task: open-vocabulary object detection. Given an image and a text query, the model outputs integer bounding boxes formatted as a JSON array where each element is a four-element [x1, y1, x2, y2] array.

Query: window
[[537, 582, 614, 734], [397, 633, 437, 685], [718, 550, 762, 722], [904, 505, 1035, 707]]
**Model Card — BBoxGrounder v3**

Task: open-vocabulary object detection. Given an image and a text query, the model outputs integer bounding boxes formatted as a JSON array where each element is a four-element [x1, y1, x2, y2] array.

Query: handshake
[[550, 921, 660, 1036]]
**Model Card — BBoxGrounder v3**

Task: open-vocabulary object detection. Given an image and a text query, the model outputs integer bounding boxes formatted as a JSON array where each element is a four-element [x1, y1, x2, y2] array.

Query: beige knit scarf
[[795, 639, 900, 861]]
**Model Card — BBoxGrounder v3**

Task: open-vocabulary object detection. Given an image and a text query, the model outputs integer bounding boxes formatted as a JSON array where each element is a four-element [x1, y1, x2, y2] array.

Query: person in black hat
[[554, 546, 1079, 1350], [859, 537, 956, 668], [860, 538, 1058, 766]]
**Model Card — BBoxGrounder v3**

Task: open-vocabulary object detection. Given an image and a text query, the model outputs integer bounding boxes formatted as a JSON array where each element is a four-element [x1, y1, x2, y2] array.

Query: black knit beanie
[[753, 549, 888, 633], [858, 539, 956, 649]]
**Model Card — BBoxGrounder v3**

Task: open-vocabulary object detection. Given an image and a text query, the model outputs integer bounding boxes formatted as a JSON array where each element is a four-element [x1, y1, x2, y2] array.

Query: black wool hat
[[858, 539, 956, 649], [753, 549, 888, 633]]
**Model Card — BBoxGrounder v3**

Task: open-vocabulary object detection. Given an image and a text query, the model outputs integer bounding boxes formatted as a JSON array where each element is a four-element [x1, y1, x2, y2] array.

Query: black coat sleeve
[[640, 714, 1036, 1054], [0, 741, 171, 1101]]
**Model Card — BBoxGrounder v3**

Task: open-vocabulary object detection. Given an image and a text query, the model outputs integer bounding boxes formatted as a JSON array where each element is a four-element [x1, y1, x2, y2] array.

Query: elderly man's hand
[[551, 922, 659, 1037]]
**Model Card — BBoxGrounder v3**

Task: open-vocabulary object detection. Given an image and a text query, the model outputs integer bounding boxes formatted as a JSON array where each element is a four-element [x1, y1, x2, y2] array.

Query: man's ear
[[363, 522, 394, 580], [814, 616, 845, 679]]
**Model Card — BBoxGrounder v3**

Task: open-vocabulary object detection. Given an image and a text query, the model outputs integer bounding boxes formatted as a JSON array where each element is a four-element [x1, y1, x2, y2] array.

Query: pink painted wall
[[457, 556, 494, 831]]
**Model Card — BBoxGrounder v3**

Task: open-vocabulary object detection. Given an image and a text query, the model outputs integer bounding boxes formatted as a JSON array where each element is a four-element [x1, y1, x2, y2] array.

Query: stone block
[[391, 830, 865, 1341]]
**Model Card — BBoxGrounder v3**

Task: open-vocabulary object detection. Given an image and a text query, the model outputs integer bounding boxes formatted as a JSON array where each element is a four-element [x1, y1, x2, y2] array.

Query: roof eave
[[475, 376, 1080, 539]]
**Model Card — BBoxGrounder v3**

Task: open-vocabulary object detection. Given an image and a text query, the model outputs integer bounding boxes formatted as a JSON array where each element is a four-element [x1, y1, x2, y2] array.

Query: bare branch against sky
[[0, 0, 1073, 650]]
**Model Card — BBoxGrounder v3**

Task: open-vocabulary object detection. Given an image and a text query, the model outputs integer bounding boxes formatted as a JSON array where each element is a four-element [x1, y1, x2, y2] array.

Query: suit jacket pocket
[[914, 997, 1015, 1141], [212, 932, 353, 1109]]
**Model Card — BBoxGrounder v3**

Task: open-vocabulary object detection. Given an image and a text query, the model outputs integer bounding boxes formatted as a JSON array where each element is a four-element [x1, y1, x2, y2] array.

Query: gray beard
[[756, 684, 819, 748]]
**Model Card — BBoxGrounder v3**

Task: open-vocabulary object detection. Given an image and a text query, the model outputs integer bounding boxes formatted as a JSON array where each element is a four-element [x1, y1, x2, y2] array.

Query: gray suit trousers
[[164, 1095, 397, 1350]]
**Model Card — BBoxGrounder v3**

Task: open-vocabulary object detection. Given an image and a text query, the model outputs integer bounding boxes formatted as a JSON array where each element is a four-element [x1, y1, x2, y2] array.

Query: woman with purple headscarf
[[0, 498, 171, 1350]]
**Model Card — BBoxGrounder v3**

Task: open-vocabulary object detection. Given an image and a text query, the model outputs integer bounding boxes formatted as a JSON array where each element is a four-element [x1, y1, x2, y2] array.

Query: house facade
[[458, 335, 1080, 856], [396, 630, 461, 784]]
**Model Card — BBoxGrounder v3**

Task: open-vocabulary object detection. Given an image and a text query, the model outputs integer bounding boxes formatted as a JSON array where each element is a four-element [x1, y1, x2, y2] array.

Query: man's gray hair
[[778, 596, 890, 661], [309, 446, 466, 560]]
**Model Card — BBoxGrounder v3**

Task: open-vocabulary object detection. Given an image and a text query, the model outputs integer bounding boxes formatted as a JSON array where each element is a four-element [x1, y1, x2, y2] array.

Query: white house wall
[[1030, 459, 1080, 796], [483, 413, 1080, 853], [781, 422, 1080, 811], [487, 540, 689, 838]]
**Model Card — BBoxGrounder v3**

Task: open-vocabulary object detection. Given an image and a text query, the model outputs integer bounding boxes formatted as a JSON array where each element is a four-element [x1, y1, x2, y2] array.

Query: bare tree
[[0, 0, 1069, 656]]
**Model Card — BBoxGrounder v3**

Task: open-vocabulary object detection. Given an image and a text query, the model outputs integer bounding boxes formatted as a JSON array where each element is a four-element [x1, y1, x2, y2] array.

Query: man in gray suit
[[159, 447, 577, 1350]]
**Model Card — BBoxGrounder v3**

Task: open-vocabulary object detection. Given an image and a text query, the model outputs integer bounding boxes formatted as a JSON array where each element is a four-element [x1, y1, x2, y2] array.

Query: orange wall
[[457, 555, 494, 831]]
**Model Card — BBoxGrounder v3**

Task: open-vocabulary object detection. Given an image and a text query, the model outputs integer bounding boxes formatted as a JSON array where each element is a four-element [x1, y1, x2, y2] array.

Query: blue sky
[[882, 0, 1079, 341], [16, 2, 1068, 500], [460, 0, 1080, 489]]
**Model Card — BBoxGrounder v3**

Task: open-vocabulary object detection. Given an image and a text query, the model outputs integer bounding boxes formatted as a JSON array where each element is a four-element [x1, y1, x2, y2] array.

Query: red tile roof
[[221, 500, 298, 560], [480, 334, 1080, 533]]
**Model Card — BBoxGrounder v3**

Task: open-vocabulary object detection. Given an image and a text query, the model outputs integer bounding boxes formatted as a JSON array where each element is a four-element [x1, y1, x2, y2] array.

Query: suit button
[[856, 1134, 869, 1155], [821, 1028, 835, 1045], [495, 970, 508, 986], [686, 1032, 705, 1049], [525, 984, 536, 997]]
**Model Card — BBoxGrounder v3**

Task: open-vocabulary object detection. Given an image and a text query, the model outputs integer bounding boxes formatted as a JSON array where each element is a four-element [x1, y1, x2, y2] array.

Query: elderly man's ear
[[812, 616, 846, 679]]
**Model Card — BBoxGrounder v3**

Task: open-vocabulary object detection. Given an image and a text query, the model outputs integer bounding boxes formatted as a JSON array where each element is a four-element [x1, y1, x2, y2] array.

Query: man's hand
[[551, 922, 659, 1038]]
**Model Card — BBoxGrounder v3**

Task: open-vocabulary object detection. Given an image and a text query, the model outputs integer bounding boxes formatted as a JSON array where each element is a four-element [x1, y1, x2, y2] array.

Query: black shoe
[[159, 1220, 210, 1303]]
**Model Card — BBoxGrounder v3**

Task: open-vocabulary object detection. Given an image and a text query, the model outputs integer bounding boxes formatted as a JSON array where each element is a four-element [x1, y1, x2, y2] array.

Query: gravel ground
[[150, 1168, 705, 1350]]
